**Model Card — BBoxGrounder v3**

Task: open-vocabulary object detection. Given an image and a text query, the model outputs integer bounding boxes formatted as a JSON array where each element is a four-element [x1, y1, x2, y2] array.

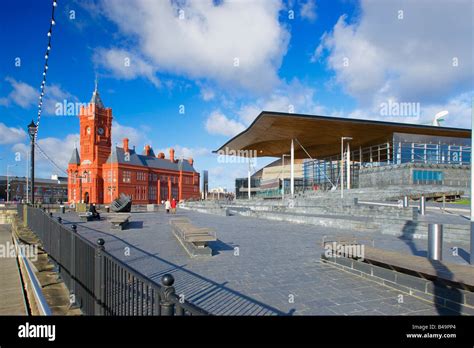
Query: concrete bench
[[78, 212, 98, 222], [108, 214, 131, 230], [170, 218, 216, 256]]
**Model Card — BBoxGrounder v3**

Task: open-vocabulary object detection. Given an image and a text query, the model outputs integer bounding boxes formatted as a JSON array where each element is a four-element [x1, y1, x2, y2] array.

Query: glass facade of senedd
[[303, 132, 471, 189], [392, 133, 470, 165]]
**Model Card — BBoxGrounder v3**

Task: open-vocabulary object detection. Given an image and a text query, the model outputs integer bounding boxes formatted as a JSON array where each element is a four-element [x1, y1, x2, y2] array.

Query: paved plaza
[[56, 210, 469, 315]]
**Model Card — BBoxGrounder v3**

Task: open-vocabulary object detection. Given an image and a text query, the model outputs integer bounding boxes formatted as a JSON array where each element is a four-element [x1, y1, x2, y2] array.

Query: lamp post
[[340, 137, 353, 199], [6, 164, 17, 203], [178, 158, 183, 201], [27, 121, 37, 205], [26, 148, 29, 203]]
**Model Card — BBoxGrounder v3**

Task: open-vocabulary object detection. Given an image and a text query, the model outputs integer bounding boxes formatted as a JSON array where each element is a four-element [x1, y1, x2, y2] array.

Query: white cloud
[[203, 79, 331, 137], [97, 0, 290, 93], [12, 133, 80, 178], [43, 84, 80, 115], [237, 79, 327, 124], [205, 110, 246, 137], [112, 121, 146, 148], [0, 77, 36, 108], [172, 145, 210, 159], [345, 91, 473, 129], [93, 48, 160, 87], [315, 0, 473, 115], [300, 0, 317, 21], [0, 77, 79, 116], [419, 92, 473, 129], [154, 145, 210, 159], [200, 88, 215, 101], [0, 123, 27, 145]]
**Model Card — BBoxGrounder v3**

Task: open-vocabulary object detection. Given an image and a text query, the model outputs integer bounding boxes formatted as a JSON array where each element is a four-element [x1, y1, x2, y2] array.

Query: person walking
[[165, 199, 171, 214], [171, 198, 177, 214]]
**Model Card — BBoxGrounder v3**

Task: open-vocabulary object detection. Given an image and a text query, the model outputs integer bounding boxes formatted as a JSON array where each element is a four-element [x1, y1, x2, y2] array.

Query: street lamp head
[[27, 120, 37, 139]]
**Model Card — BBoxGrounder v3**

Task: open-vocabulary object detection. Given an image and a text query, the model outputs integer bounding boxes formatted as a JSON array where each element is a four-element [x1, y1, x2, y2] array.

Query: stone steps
[[183, 203, 470, 244]]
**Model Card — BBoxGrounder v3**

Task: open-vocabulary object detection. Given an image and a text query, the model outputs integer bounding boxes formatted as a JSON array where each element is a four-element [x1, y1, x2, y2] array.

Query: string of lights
[[35, 142, 69, 176], [35, 0, 58, 139]]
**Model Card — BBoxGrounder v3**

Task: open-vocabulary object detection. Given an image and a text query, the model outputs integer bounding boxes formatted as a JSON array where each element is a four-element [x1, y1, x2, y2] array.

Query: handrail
[[12, 234, 52, 316]]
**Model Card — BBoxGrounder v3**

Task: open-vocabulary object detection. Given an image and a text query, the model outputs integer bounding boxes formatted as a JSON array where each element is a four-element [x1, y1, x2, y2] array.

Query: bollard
[[49, 212, 53, 218], [403, 196, 409, 208], [71, 224, 77, 232], [60, 205, 65, 214], [428, 224, 443, 261], [419, 195, 426, 215], [160, 274, 176, 316], [57, 216, 62, 223]]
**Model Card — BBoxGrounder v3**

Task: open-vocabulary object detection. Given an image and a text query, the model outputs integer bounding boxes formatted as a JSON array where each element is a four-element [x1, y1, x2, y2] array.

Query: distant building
[[208, 187, 233, 200], [235, 159, 305, 199], [0, 175, 68, 203], [67, 85, 200, 204]]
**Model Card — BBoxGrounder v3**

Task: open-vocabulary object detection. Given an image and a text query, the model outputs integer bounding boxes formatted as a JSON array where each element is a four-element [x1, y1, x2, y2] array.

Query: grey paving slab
[[55, 211, 463, 316], [0, 224, 27, 316]]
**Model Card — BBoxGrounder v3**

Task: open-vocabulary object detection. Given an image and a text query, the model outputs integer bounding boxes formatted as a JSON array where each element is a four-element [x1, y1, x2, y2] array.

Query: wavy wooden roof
[[214, 111, 471, 159]]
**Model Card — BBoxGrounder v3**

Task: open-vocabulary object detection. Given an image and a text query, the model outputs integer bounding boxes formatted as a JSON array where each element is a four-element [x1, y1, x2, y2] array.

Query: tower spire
[[90, 75, 104, 108]]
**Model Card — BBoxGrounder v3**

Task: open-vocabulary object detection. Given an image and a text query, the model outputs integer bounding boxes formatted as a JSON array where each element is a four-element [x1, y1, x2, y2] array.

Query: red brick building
[[67, 86, 200, 204]]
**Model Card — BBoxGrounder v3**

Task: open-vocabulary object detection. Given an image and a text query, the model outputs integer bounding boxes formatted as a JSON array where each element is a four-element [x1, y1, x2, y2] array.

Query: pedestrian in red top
[[171, 198, 177, 214]]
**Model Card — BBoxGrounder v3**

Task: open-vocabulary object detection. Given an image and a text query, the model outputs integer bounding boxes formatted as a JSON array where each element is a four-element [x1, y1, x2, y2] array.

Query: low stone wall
[[359, 163, 470, 189]]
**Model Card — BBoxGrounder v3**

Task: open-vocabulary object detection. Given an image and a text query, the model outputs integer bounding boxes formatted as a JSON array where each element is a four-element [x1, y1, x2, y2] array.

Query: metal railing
[[20, 204, 209, 316]]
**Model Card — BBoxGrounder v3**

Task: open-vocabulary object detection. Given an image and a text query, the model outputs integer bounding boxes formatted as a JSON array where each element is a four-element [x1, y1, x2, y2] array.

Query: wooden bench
[[170, 218, 217, 256], [108, 213, 131, 230]]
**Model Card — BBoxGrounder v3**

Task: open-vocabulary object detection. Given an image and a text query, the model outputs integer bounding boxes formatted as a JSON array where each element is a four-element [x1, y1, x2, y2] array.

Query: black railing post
[[160, 274, 176, 316], [70, 224, 77, 303], [94, 238, 106, 315]]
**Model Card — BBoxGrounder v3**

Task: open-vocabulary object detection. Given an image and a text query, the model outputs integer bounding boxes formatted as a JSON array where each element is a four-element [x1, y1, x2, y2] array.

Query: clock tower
[[76, 82, 113, 203]]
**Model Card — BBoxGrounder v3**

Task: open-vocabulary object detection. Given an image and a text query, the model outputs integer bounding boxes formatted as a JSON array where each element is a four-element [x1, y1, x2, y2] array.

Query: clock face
[[98, 127, 104, 135], [86, 127, 91, 135]]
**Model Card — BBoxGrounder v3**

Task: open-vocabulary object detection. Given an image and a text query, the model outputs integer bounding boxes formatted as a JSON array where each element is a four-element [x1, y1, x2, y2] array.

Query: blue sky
[[0, 0, 472, 190]]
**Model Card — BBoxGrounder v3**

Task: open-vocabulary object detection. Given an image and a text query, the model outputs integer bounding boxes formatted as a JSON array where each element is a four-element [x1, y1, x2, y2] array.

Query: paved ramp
[[0, 224, 27, 315]]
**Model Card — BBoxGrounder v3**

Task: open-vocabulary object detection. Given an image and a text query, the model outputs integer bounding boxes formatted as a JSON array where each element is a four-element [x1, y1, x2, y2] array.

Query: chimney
[[169, 148, 175, 162], [123, 138, 129, 153], [188, 157, 194, 166], [157, 152, 165, 159], [144, 144, 151, 156]]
